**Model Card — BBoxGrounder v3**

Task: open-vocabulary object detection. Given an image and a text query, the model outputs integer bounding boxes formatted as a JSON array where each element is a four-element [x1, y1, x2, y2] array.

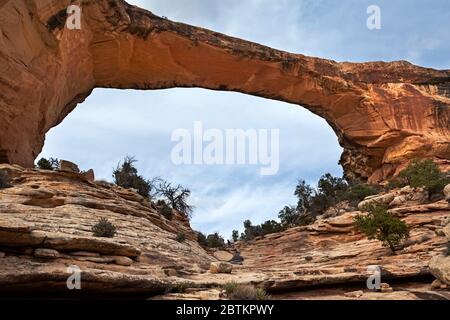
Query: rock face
[[0, 0, 449, 181], [0, 164, 449, 298], [0, 164, 214, 295], [430, 255, 450, 286], [234, 196, 449, 293]]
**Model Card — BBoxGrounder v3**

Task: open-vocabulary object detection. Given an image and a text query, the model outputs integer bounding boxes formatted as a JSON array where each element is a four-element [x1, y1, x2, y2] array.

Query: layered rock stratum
[[0, 0, 449, 181], [0, 164, 449, 299]]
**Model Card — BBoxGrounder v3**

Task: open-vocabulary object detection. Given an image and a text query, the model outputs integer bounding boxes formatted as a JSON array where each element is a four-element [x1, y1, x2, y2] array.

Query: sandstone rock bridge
[[0, 0, 449, 181]]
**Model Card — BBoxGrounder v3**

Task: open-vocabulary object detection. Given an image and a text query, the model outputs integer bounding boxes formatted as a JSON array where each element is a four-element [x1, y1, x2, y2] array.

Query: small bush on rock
[[157, 200, 173, 220], [232, 230, 239, 243], [354, 202, 409, 254], [226, 284, 270, 300], [206, 233, 226, 248], [92, 218, 117, 238], [342, 183, 379, 204], [113, 156, 153, 199], [398, 159, 449, 197], [197, 232, 208, 247], [36, 157, 59, 170], [224, 282, 238, 296], [176, 232, 186, 243]]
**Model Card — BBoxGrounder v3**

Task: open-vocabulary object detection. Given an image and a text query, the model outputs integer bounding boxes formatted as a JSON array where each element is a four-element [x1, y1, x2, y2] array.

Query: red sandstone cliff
[[0, 0, 449, 181]]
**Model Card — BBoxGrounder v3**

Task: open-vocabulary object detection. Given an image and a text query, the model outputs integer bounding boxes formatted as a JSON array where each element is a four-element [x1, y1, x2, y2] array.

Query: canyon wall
[[0, 0, 449, 181]]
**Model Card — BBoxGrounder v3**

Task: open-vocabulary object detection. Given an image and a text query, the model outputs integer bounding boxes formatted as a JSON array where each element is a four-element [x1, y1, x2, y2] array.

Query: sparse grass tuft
[[176, 232, 186, 243], [224, 283, 270, 300]]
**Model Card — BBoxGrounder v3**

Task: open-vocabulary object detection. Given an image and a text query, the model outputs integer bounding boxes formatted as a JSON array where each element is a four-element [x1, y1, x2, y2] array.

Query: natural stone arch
[[0, 0, 448, 182]]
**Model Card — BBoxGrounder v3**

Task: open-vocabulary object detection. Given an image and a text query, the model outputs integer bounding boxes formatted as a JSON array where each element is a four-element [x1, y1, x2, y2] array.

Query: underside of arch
[[0, 0, 449, 182]]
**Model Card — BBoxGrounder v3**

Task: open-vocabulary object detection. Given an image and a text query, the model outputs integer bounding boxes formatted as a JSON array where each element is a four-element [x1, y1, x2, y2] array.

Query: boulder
[[213, 250, 234, 262], [358, 193, 395, 210], [58, 160, 80, 173], [444, 184, 450, 201], [83, 169, 95, 182], [429, 255, 450, 286], [344, 290, 364, 298], [114, 256, 134, 266], [380, 283, 393, 293], [389, 195, 407, 207], [34, 248, 60, 259], [209, 262, 233, 274]]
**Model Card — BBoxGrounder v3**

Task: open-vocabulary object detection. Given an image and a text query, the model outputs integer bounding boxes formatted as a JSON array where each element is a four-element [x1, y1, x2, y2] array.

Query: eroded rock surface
[[233, 200, 449, 293], [0, 165, 449, 299], [0, 0, 449, 181], [0, 164, 214, 295]]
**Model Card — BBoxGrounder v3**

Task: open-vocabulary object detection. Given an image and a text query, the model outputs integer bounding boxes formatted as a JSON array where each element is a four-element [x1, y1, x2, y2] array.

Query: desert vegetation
[[92, 217, 117, 238], [176, 232, 186, 243], [113, 156, 194, 220], [234, 173, 379, 242], [233, 160, 448, 242], [223, 282, 270, 300], [389, 158, 449, 199], [354, 202, 409, 254], [36, 157, 59, 170]]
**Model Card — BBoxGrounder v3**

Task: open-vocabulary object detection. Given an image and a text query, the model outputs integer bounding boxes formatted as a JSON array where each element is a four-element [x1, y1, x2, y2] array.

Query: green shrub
[[278, 206, 299, 227], [92, 218, 117, 238], [256, 288, 270, 300], [226, 284, 270, 300], [278, 206, 312, 229], [354, 202, 409, 254], [36, 157, 59, 170], [224, 281, 238, 296], [294, 180, 313, 212], [113, 156, 153, 198], [158, 200, 173, 220], [398, 159, 449, 196], [0, 171, 11, 189], [260, 220, 283, 235], [241, 220, 262, 241], [342, 183, 379, 204], [293, 174, 351, 218], [206, 233, 225, 248], [176, 232, 186, 243], [197, 232, 208, 247], [232, 230, 239, 243], [386, 177, 404, 191]]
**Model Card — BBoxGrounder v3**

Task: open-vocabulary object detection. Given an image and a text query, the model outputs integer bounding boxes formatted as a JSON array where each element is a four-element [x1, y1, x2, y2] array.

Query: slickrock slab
[[0, 164, 449, 298], [0, 165, 215, 295]]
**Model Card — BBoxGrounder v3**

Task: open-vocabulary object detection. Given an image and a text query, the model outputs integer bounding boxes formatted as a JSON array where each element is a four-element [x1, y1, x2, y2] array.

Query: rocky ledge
[[0, 164, 214, 296], [0, 164, 449, 299]]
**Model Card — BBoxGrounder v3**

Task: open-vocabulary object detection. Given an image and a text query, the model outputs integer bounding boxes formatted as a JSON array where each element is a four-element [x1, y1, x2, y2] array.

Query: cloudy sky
[[39, 0, 450, 239]]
